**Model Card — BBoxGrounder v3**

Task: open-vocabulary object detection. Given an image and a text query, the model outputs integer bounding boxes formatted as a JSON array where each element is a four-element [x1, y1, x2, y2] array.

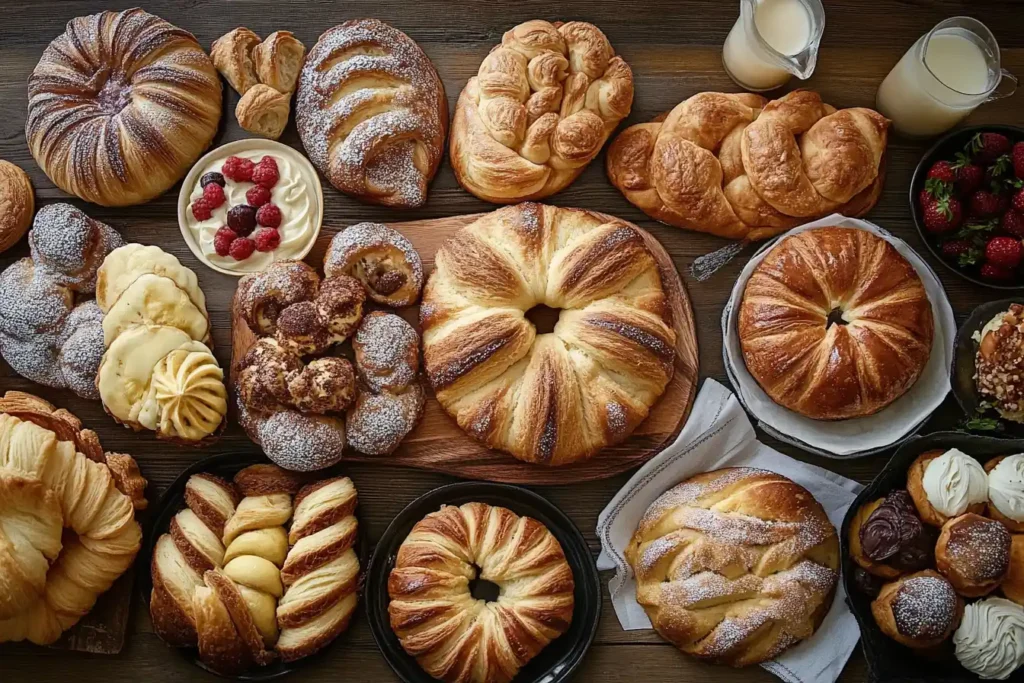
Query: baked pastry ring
[[871, 570, 962, 648]]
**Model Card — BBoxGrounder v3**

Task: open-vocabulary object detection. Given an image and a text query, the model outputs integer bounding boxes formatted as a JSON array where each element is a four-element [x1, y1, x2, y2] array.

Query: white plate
[[722, 213, 956, 458], [176, 139, 324, 277]]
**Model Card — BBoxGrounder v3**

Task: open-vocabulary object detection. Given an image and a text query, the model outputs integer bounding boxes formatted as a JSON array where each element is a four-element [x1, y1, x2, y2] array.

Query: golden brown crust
[[236, 84, 291, 140], [907, 451, 986, 528], [848, 498, 903, 579], [606, 90, 888, 241], [254, 31, 306, 94], [205, 569, 274, 666], [984, 456, 1024, 533], [149, 583, 198, 648], [324, 223, 424, 307], [184, 473, 240, 538], [0, 160, 33, 253], [276, 594, 358, 662], [211, 27, 262, 95], [935, 513, 1011, 597], [1001, 534, 1024, 605], [870, 570, 962, 648], [233, 464, 306, 497], [103, 453, 148, 511], [194, 585, 253, 676], [238, 261, 321, 337], [737, 227, 933, 421]]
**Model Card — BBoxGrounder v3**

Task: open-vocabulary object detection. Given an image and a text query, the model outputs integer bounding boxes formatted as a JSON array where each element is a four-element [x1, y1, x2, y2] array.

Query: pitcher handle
[[984, 69, 1018, 103]]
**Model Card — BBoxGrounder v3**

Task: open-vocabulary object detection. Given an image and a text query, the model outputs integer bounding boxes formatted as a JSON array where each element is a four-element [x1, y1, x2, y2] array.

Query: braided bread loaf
[[389, 503, 574, 683], [626, 468, 839, 667], [606, 90, 889, 241], [451, 20, 633, 203]]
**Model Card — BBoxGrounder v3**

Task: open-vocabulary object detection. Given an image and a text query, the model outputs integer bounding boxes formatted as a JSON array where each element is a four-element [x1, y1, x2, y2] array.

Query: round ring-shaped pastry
[[421, 202, 676, 466], [738, 226, 934, 420], [26, 8, 222, 207]]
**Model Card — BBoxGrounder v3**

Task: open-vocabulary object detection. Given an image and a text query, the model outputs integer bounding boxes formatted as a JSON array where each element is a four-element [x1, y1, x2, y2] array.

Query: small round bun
[[0, 160, 33, 254], [871, 570, 963, 648], [935, 513, 1011, 598], [324, 222, 423, 307]]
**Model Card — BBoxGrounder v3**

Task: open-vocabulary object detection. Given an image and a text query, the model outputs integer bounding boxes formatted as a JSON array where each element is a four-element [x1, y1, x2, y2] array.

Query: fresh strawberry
[[927, 160, 956, 185], [254, 228, 281, 252], [987, 154, 1013, 183], [256, 204, 282, 228], [1013, 189, 1024, 214], [923, 177, 952, 201], [970, 132, 1012, 165], [252, 157, 280, 188], [981, 263, 1015, 281], [1003, 210, 1024, 239], [213, 226, 238, 257], [922, 194, 962, 233], [246, 185, 272, 207], [970, 190, 1003, 218], [941, 239, 972, 258], [1013, 141, 1024, 179], [229, 236, 256, 261], [191, 198, 212, 221], [985, 236, 1024, 269], [202, 182, 226, 208], [953, 152, 984, 195]]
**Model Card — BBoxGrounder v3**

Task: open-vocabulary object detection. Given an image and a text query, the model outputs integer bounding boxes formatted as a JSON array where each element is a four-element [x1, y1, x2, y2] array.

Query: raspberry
[[254, 228, 281, 252], [246, 185, 272, 207], [191, 198, 212, 221], [200, 172, 225, 188], [222, 156, 254, 182], [252, 157, 280, 188], [227, 205, 258, 236], [213, 226, 238, 256], [229, 237, 256, 261], [203, 182, 226, 208], [256, 204, 282, 228]]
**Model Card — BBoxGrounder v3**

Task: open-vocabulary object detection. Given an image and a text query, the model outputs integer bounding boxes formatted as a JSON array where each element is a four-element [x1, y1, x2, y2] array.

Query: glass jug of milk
[[876, 17, 1017, 137], [722, 0, 825, 91]]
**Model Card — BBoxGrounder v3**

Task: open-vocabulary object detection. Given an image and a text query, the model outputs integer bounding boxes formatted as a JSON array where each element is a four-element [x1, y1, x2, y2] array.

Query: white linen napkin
[[596, 378, 864, 683]]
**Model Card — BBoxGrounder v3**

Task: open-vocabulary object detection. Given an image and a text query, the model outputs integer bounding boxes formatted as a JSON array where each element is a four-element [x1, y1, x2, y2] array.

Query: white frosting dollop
[[954, 597, 1024, 680], [990, 454, 1024, 522], [922, 448, 989, 517]]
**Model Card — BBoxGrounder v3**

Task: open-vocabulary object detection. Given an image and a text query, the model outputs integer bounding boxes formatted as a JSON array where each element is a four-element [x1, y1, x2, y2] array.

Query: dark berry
[[200, 172, 226, 188], [191, 198, 212, 221], [254, 228, 281, 252], [203, 182, 226, 208], [213, 226, 238, 257], [227, 204, 257, 236], [256, 204, 282, 228], [246, 185, 272, 207], [229, 237, 256, 261]]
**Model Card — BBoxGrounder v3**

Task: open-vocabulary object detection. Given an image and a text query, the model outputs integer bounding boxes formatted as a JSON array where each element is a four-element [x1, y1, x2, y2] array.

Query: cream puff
[[936, 513, 1011, 598], [849, 490, 934, 579], [1002, 534, 1024, 607], [986, 454, 1024, 533], [953, 597, 1024, 680], [871, 570, 963, 649], [907, 449, 988, 527]]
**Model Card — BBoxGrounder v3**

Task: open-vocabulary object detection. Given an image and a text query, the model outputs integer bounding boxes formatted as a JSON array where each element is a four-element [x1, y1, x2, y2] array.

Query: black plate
[[910, 124, 1024, 290], [137, 453, 367, 680], [840, 432, 1024, 683], [951, 297, 1024, 437], [366, 482, 600, 683]]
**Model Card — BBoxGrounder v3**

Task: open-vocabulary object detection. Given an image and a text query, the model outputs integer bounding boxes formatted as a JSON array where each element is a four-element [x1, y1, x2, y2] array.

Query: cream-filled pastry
[[911, 448, 988, 526], [953, 597, 1024, 680], [987, 454, 1024, 532]]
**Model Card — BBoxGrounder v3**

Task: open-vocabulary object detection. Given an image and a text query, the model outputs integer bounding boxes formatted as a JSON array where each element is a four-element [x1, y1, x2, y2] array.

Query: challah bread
[[738, 227, 933, 420], [421, 202, 675, 465], [606, 90, 889, 240], [27, 8, 222, 207], [296, 19, 447, 208], [451, 20, 633, 203], [626, 468, 839, 667], [389, 502, 574, 683]]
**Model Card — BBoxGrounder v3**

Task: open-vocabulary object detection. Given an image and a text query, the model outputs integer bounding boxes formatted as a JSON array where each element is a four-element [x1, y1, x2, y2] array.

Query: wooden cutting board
[[231, 211, 699, 485]]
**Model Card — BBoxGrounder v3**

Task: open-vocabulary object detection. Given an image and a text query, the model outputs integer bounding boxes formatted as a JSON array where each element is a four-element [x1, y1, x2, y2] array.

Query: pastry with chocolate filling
[[935, 513, 1011, 598], [871, 570, 963, 648], [849, 490, 934, 579], [324, 223, 423, 307]]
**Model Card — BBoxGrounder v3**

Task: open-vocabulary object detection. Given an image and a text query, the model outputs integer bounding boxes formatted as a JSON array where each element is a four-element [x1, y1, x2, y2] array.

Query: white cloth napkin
[[721, 213, 956, 457], [596, 378, 864, 683]]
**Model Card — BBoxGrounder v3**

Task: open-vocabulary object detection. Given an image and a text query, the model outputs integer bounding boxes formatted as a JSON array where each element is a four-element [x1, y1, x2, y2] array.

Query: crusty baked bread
[[0, 160, 33, 254], [389, 502, 573, 683], [738, 227, 933, 420], [606, 90, 889, 240], [871, 570, 962, 648], [421, 202, 675, 465], [626, 468, 839, 667], [27, 8, 222, 206], [935, 513, 1010, 598], [451, 20, 633, 204], [296, 19, 447, 208]]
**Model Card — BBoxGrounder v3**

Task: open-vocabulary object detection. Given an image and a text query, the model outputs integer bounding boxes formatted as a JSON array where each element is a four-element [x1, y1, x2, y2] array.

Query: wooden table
[[2, 1, 1023, 681]]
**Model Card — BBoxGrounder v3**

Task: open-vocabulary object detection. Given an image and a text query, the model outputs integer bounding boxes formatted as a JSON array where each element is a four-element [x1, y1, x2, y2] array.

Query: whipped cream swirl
[[954, 597, 1024, 680], [922, 448, 988, 517], [989, 454, 1024, 522]]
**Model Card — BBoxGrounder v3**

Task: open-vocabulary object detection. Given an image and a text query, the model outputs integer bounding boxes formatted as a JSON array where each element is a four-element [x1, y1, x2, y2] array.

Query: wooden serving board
[[231, 212, 699, 485]]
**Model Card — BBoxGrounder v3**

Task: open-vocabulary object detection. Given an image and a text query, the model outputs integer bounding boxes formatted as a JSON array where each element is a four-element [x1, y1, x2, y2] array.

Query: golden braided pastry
[[626, 468, 839, 667], [451, 20, 633, 203], [389, 503, 574, 683], [606, 90, 889, 241], [421, 202, 675, 465], [26, 9, 222, 207], [0, 392, 145, 645], [738, 227, 934, 420]]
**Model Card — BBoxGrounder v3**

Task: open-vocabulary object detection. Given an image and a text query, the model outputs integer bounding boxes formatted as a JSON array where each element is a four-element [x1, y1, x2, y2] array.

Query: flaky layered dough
[[420, 202, 676, 465], [451, 20, 633, 203], [388, 503, 574, 683], [26, 9, 222, 207], [626, 468, 839, 667], [738, 227, 933, 420], [606, 90, 889, 240]]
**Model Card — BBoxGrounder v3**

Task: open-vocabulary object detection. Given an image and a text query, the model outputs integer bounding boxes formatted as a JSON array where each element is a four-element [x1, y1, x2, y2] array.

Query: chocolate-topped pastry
[[888, 524, 937, 573], [861, 490, 924, 562], [871, 570, 964, 648], [936, 513, 1011, 597]]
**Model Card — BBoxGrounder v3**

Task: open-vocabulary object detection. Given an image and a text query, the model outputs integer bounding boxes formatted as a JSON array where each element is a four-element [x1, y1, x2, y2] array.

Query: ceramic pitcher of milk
[[876, 17, 1017, 137], [722, 0, 825, 91]]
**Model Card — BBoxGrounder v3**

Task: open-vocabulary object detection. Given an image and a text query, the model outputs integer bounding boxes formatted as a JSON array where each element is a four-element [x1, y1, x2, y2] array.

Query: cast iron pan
[[365, 482, 600, 683], [138, 453, 368, 680], [840, 432, 1024, 683]]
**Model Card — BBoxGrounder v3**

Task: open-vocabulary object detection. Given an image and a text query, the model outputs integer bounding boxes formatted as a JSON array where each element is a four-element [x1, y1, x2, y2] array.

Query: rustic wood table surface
[[3, 0, 1024, 681]]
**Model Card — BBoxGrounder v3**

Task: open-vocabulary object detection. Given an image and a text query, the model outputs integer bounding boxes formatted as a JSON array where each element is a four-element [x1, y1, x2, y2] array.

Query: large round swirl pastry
[[296, 19, 447, 208], [451, 20, 633, 203], [738, 227, 933, 420], [26, 9, 222, 207], [625, 468, 839, 667], [388, 502, 574, 683], [421, 202, 676, 466]]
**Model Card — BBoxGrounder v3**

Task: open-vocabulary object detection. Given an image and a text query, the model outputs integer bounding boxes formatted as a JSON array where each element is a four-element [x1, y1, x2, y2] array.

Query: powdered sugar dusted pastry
[[953, 597, 1024, 680], [211, 27, 262, 95], [29, 203, 124, 292], [0, 160, 33, 254], [986, 454, 1024, 533], [353, 312, 419, 393], [346, 381, 424, 456], [324, 223, 423, 307], [907, 449, 988, 527], [296, 19, 447, 208], [239, 402, 347, 472], [935, 513, 1011, 598], [871, 570, 962, 649]]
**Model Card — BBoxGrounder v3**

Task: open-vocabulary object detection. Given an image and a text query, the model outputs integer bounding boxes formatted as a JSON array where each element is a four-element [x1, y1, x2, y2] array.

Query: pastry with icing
[[907, 448, 988, 527], [986, 454, 1024, 532], [848, 489, 935, 580], [953, 597, 1024, 680]]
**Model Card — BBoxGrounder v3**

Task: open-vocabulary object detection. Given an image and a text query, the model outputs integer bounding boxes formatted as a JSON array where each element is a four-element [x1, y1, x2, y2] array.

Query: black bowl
[[840, 432, 1024, 683], [910, 124, 1024, 290], [137, 453, 367, 680], [366, 482, 600, 683], [951, 297, 1024, 437]]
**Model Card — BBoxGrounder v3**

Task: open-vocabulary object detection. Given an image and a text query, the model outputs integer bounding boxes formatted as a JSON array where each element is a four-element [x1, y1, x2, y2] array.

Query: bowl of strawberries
[[912, 125, 1024, 289]]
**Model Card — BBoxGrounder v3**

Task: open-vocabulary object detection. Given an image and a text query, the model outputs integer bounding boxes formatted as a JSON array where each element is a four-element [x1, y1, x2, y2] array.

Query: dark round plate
[[840, 431, 1024, 683], [909, 124, 1024, 290], [366, 482, 600, 683], [137, 453, 367, 680], [950, 297, 1024, 437]]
